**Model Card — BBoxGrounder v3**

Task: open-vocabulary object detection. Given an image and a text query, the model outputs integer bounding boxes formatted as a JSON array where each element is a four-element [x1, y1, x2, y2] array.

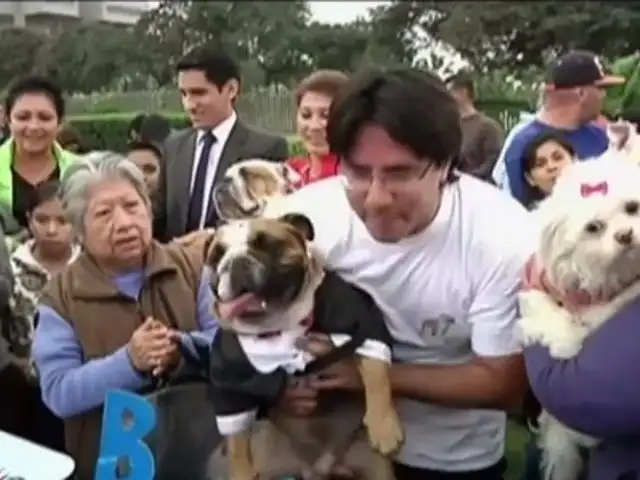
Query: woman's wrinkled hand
[[128, 317, 176, 373]]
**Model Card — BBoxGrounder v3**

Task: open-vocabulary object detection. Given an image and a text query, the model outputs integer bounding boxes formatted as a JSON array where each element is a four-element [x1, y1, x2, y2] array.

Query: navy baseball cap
[[546, 50, 625, 89]]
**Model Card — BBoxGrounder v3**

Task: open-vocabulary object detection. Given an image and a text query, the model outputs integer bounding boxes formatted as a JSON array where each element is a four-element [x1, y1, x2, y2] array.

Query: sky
[[308, 1, 390, 24], [145, 1, 390, 24]]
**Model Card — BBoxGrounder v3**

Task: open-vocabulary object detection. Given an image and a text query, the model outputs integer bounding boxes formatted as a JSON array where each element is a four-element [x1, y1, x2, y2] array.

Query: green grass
[[506, 421, 529, 480]]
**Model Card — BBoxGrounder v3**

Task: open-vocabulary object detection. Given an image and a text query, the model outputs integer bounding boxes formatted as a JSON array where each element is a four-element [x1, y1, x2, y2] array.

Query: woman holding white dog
[[524, 156, 640, 479], [518, 131, 580, 480]]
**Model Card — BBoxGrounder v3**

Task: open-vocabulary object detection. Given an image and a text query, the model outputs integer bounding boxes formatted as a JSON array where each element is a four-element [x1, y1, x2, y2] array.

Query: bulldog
[[198, 213, 403, 480], [606, 119, 640, 165], [212, 159, 301, 221]]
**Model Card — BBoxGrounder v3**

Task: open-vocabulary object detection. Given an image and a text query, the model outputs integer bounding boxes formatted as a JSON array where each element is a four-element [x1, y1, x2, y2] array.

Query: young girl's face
[[525, 140, 574, 195], [28, 198, 74, 256], [127, 149, 160, 197]]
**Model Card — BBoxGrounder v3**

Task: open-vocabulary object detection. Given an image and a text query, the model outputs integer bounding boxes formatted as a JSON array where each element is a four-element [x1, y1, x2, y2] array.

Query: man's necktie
[[186, 131, 217, 232]]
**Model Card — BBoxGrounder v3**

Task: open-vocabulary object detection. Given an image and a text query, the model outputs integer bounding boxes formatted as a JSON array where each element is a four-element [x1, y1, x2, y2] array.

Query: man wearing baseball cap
[[500, 50, 625, 206]]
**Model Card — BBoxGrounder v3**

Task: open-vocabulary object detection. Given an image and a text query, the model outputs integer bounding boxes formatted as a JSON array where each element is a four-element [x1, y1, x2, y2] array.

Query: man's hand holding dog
[[282, 333, 363, 415], [128, 317, 179, 375]]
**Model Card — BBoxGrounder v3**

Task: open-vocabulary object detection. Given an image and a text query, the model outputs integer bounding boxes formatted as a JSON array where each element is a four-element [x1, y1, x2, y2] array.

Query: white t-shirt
[[271, 174, 535, 471]]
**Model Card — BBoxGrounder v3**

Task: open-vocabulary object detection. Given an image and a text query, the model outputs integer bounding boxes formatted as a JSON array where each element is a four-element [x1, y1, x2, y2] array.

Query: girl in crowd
[[3, 180, 79, 452], [0, 76, 78, 229], [10, 180, 79, 352], [288, 69, 349, 186], [520, 131, 577, 210], [126, 140, 162, 200]]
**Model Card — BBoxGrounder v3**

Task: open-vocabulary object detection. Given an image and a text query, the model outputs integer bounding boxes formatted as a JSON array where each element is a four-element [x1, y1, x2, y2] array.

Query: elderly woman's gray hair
[[60, 151, 150, 233]]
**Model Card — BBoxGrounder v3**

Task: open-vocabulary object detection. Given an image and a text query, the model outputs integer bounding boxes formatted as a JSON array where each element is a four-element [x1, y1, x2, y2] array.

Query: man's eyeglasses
[[340, 161, 431, 192]]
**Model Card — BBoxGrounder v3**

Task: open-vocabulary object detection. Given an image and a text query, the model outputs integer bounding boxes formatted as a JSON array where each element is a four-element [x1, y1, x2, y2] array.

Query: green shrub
[[68, 113, 189, 153], [68, 112, 307, 156]]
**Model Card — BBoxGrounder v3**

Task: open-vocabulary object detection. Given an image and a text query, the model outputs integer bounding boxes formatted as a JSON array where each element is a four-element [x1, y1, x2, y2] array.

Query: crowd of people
[[0, 43, 637, 480]]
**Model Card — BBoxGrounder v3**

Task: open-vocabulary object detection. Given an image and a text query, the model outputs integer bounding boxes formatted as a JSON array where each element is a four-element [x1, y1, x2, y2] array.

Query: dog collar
[[255, 314, 314, 339], [524, 256, 618, 313]]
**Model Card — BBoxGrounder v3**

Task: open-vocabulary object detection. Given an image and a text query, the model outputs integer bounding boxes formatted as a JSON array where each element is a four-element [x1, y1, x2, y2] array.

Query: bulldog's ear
[[279, 213, 315, 241]]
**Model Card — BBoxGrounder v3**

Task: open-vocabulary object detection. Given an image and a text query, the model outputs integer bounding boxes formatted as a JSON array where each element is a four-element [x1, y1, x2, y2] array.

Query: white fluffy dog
[[519, 154, 640, 480]]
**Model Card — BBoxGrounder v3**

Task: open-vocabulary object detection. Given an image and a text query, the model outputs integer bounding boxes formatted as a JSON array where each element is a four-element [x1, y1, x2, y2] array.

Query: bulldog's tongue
[[216, 292, 263, 319]]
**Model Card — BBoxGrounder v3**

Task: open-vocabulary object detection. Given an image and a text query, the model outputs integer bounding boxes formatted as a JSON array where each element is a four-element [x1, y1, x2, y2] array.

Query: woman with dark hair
[[0, 76, 78, 229], [520, 131, 577, 210], [288, 69, 349, 186]]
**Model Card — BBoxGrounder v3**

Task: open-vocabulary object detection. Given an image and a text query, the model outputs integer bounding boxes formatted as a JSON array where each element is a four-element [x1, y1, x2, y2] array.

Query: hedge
[[67, 104, 529, 157], [68, 112, 306, 156]]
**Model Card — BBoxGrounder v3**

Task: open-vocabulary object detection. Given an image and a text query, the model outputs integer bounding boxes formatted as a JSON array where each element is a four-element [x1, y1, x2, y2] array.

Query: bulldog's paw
[[364, 408, 404, 456]]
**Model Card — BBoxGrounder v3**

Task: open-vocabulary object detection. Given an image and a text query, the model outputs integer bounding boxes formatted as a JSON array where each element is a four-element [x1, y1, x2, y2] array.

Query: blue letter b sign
[[95, 390, 156, 480]]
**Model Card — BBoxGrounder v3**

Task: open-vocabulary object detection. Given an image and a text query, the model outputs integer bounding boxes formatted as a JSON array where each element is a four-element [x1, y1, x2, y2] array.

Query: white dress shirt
[[190, 111, 237, 228]]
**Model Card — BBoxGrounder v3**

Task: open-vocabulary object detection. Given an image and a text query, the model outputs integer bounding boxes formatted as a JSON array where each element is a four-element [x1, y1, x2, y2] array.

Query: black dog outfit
[[207, 271, 392, 437]]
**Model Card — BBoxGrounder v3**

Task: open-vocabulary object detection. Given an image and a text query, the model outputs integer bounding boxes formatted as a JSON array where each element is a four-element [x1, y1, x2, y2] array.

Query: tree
[[302, 21, 371, 72], [0, 28, 46, 88], [36, 24, 139, 93], [367, 2, 427, 65], [134, 1, 191, 87], [134, 1, 312, 87], [423, 2, 640, 72]]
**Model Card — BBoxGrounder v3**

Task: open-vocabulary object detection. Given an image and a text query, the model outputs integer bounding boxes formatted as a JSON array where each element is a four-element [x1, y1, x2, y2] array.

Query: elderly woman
[[31, 151, 218, 479]]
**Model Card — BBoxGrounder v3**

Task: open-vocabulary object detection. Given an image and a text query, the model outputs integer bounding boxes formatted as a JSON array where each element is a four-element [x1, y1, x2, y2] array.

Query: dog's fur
[[205, 214, 402, 480], [606, 120, 640, 165], [212, 159, 300, 221], [518, 155, 640, 480]]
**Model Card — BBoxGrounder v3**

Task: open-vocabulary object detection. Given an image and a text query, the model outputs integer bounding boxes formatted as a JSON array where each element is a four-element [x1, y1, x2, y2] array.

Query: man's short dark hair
[[5, 76, 65, 119], [446, 72, 475, 100], [176, 46, 241, 89], [328, 67, 462, 174]]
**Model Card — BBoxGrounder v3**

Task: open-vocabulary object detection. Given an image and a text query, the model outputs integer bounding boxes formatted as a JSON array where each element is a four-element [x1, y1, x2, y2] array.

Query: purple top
[[32, 268, 218, 419], [525, 297, 640, 478]]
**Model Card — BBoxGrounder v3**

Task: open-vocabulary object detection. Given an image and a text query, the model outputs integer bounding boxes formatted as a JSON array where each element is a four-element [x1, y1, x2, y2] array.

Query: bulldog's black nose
[[229, 256, 266, 295]]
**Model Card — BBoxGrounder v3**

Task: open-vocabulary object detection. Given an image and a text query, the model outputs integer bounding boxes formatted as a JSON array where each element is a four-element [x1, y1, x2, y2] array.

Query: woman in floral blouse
[[287, 70, 349, 186]]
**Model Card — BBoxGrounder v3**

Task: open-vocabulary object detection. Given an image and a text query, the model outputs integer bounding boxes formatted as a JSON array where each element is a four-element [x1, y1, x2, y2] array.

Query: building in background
[[0, 1, 152, 29]]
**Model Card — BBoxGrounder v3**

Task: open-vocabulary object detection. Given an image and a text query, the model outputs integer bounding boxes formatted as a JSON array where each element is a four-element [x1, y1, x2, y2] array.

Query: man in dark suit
[[155, 47, 289, 241]]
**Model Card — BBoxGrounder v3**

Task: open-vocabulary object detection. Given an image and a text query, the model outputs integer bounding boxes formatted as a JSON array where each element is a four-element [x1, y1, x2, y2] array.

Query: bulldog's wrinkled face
[[206, 213, 321, 334], [212, 159, 301, 221]]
